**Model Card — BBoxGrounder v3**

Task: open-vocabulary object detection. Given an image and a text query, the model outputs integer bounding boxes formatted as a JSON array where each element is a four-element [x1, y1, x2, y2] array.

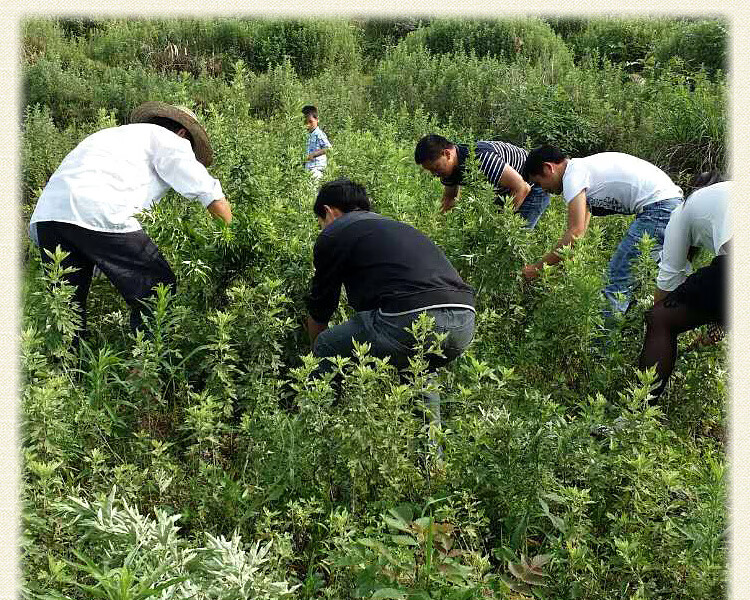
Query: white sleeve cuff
[[196, 179, 225, 207]]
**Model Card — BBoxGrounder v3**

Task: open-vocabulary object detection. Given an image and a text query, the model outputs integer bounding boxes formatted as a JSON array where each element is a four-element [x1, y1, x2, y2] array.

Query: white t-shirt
[[562, 152, 683, 215], [30, 123, 224, 242], [656, 181, 731, 292]]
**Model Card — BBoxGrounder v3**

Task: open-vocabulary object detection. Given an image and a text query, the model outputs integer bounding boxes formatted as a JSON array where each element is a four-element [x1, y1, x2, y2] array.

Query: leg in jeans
[[603, 199, 680, 320], [515, 184, 551, 229], [313, 308, 475, 373], [313, 311, 385, 376]]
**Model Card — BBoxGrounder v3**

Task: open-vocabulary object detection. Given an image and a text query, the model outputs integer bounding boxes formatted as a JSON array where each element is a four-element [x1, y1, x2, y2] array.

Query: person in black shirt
[[305, 179, 476, 375], [415, 134, 550, 228]]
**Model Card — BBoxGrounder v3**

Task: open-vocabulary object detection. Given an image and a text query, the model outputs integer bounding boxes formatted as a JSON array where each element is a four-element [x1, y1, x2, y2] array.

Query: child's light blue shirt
[[305, 127, 332, 170]]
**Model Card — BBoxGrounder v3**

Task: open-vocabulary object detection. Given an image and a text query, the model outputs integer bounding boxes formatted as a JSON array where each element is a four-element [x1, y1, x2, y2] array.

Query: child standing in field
[[302, 105, 332, 182]]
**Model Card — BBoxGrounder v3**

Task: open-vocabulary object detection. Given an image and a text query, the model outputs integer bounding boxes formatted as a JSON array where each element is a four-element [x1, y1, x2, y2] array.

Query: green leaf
[[371, 587, 407, 599], [391, 534, 418, 546], [384, 515, 412, 533]]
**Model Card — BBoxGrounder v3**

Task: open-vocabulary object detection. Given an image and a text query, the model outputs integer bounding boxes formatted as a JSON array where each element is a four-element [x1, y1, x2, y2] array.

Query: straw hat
[[130, 101, 213, 167]]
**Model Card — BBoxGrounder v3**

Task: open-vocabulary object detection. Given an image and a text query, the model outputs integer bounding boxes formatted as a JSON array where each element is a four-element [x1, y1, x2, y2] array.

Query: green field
[[21, 17, 727, 600]]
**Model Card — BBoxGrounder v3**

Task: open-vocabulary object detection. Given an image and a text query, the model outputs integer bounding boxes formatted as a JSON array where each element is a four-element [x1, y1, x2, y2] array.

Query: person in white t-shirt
[[521, 145, 682, 318], [29, 101, 232, 339], [639, 173, 730, 398]]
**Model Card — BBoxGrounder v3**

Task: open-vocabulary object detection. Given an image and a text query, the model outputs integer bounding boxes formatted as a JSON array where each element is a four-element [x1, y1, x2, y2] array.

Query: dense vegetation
[[21, 17, 727, 600]]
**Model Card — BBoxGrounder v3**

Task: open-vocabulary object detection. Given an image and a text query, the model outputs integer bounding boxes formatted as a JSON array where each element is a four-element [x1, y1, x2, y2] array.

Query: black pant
[[639, 254, 727, 399], [35, 221, 177, 335]]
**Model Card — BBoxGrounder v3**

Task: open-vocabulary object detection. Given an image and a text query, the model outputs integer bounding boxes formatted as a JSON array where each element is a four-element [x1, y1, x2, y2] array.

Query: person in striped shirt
[[414, 134, 550, 228]]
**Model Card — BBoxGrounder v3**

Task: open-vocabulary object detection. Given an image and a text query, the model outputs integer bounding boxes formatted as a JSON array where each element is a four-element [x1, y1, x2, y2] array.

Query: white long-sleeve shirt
[[657, 181, 731, 292], [30, 123, 223, 243]]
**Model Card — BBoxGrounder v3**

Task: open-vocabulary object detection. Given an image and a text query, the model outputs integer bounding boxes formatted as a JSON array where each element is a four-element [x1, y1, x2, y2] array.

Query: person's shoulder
[[689, 180, 731, 204]]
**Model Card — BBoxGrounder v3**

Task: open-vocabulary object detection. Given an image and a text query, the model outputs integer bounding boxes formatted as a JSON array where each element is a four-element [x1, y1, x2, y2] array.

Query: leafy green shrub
[[83, 18, 361, 78], [653, 19, 728, 78], [22, 19, 71, 64], [566, 17, 681, 70], [646, 70, 727, 179], [400, 18, 574, 71], [42, 488, 300, 600], [355, 17, 423, 64]]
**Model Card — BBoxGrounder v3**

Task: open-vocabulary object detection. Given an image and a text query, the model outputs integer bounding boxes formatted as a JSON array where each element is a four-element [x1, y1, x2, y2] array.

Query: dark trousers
[[35, 221, 177, 336], [639, 254, 727, 399]]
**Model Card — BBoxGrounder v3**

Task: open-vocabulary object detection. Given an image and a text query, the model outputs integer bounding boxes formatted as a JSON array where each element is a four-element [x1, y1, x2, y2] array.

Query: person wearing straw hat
[[29, 101, 232, 339]]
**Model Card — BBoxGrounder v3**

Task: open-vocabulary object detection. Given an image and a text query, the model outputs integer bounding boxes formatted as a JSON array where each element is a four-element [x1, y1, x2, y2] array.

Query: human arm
[[305, 148, 329, 162], [440, 185, 461, 213], [498, 164, 532, 210], [306, 233, 344, 347], [522, 190, 589, 280], [305, 129, 332, 163], [152, 135, 228, 214], [654, 206, 689, 299], [306, 315, 328, 346], [207, 198, 232, 224]]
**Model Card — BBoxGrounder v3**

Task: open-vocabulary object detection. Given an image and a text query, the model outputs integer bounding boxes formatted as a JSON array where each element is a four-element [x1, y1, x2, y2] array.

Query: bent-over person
[[29, 101, 232, 339]]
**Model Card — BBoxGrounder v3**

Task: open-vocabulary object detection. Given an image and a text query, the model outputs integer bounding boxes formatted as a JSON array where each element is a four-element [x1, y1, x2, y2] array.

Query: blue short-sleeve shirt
[[305, 127, 332, 170]]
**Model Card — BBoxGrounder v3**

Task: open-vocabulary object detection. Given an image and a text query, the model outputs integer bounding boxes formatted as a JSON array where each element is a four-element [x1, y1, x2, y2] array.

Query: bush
[[400, 17, 574, 71], [83, 18, 362, 78], [653, 19, 728, 78], [20, 17, 728, 600], [566, 17, 681, 70]]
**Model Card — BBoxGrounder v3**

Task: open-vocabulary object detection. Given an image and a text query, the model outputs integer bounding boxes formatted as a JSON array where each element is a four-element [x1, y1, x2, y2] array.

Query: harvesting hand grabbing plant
[[28, 101, 231, 344]]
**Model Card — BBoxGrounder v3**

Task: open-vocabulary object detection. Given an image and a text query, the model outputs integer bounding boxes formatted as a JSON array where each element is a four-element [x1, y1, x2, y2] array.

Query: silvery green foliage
[[56, 488, 299, 600]]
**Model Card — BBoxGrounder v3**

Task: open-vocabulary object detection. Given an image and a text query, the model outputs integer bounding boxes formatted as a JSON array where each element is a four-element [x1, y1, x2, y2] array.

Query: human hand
[[440, 197, 457, 213], [522, 263, 540, 281]]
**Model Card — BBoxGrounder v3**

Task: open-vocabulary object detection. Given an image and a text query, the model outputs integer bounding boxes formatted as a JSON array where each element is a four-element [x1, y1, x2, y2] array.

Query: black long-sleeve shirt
[[307, 211, 474, 324]]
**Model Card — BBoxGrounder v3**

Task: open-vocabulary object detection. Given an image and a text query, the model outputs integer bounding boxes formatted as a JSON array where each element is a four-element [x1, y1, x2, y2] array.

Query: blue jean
[[314, 307, 475, 431], [515, 184, 551, 229], [603, 197, 682, 317], [314, 307, 475, 373]]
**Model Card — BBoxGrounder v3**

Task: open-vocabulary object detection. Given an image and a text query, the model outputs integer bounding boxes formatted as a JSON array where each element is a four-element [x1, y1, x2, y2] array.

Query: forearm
[[306, 315, 328, 346], [653, 288, 669, 303], [534, 228, 583, 268], [512, 183, 532, 210], [207, 198, 232, 224], [441, 186, 460, 212], [306, 149, 328, 160]]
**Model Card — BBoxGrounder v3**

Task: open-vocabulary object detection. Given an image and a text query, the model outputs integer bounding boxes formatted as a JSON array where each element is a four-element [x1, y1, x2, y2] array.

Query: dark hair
[[302, 105, 318, 119], [148, 116, 195, 150], [414, 134, 454, 164], [523, 145, 569, 179], [314, 178, 371, 218], [690, 169, 725, 191]]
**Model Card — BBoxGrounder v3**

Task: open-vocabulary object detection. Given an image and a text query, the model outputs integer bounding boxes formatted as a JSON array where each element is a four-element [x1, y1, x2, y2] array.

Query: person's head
[[523, 145, 569, 194], [302, 105, 319, 132], [146, 116, 196, 149], [689, 169, 725, 192], [414, 134, 459, 179], [130, 102, 213, 166], [313, 178, 371, 229]]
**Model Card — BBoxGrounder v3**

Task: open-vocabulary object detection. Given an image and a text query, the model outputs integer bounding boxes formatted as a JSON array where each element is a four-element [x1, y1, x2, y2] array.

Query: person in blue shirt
[[302, 105, 332, 182]]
